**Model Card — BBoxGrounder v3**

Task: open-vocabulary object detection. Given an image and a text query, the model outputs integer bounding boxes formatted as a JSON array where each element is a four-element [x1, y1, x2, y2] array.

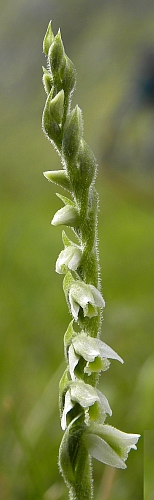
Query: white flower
[[69, 282, 105, 320], [68, 332, 123, 379], [84, 423, 140, 469], [61, 380, 111, 430], [51, 205, 79, 227], [56, 245, 82, 274]]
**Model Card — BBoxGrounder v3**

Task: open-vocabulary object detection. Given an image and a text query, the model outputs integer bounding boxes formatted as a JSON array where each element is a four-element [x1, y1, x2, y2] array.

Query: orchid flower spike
[[42, 21, 140, 500]]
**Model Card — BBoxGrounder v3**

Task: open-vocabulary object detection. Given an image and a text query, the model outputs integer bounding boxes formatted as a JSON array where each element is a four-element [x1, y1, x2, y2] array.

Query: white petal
[[61, 390, 74, 430], [70, 283, 94, 308], [97, 424, 140, 461], [67, 248, 82, 271], [70, 380, 99, 408], [55, 250, 67, 274], [69, 288, 80, 320], [96, 390, 112, 417], [68, 344, 79, 381], [56, 247, 73, 274], [56, 246, 82, 274], [84, 433, 126, 469], [97, 339, 124, 364], [72, 332, 100, 362], [89, 285, 105, 308]]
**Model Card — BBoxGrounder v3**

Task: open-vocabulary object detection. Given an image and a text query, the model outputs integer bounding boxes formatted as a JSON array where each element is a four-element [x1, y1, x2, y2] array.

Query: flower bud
[[48, 29, 65, 75], [43, 170, 71, 191], [51, 205, 79, 227], [42, 67, 53, 94], [42, 89, 61, 148], [62, 56, 76, 97], [49, 89, 64, 123], [43, 21, 54, 56], [78, 139, 96, 187], [62, 105, 83, 162]]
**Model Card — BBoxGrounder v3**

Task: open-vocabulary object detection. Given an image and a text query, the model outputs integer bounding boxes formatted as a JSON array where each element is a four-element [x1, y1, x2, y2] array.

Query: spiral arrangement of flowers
[[42, 21, 140, 500]]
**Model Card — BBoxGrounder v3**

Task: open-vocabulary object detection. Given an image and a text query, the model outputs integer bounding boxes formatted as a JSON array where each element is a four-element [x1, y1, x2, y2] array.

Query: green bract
[[42, 21, 140, 500]]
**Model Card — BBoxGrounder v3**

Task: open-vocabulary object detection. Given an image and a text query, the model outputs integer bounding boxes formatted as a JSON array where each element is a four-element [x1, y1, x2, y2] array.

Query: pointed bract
[[43, 21, 54, 56], [62, 55, 76, 97], [48, 29, 65, 74], [49, 89, 64, 123]]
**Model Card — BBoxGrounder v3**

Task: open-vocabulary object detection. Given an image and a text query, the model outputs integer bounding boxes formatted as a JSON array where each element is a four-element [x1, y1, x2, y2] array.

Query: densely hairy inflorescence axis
[[42, 21, 140, 500]]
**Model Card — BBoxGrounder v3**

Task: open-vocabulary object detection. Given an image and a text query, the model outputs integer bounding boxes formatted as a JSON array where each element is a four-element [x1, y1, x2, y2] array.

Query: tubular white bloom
[[68, 332, 123, 379], [51, 205, 79, 227], [56, 245, 82, 274], [61, 380, 111, 430], [84, 423, 140, 469], [69, 282, 105, 320]]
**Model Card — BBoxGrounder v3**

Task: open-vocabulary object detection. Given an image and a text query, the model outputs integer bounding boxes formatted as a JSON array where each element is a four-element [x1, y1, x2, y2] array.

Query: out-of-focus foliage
[[144, 431, 154, 500], [0, 0, 154, 499]]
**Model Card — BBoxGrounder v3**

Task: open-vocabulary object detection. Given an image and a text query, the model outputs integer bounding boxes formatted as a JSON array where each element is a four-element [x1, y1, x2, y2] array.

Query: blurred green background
[[1, 0, 154, 498], [144, 431, 154, 500]]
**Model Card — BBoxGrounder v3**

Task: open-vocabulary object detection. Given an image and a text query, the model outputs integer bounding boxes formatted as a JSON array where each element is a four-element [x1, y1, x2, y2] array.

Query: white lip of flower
[[69, 282, 105, 320], [68, 332, 124, 380], [84, 423, 140, 469], [56, 245, 82, 274], [61, 380, 112, 430]]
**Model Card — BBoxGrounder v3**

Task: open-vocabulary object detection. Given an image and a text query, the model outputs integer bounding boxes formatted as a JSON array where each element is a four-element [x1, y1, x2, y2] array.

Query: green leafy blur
[[1, 1, 154, 499]]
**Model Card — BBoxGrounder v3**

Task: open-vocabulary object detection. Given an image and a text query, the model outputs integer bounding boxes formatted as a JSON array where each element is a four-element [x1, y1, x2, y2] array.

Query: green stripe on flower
[[84, 423, 140, 469]]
